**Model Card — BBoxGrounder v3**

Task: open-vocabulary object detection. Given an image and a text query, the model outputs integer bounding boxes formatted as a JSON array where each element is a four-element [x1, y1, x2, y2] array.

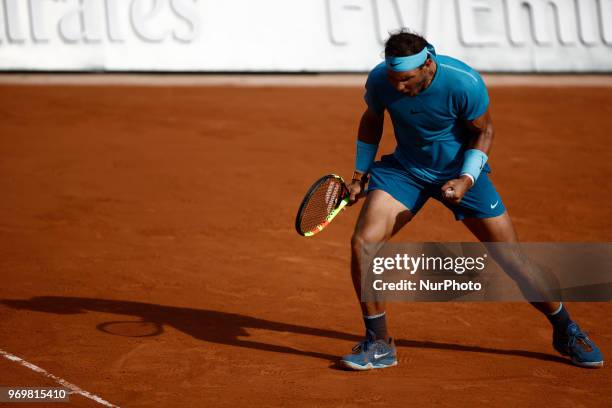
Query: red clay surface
[[0, 84, 611, 407]]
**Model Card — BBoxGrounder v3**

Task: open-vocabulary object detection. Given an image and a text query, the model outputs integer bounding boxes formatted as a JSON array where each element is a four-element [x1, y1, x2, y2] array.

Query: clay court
[[0, 78, 611, 407]]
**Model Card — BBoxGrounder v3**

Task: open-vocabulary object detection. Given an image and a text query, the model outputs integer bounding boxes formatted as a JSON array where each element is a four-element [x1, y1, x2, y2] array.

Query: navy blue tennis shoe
[[553, 321, 604, 368], [341, 330, 397, 370]]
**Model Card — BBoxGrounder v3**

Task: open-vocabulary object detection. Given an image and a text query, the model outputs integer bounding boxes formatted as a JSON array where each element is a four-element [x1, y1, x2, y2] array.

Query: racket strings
[[299, 179, 343, 233]]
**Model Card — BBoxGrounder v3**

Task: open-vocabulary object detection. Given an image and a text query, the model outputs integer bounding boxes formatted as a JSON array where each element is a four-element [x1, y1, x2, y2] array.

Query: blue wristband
[[355, 140, 378, 173], [461, 149, 488, 182]]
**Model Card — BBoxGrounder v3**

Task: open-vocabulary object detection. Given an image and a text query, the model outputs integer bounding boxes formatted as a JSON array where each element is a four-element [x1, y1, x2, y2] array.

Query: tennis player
[[341, 30, 603, 370]]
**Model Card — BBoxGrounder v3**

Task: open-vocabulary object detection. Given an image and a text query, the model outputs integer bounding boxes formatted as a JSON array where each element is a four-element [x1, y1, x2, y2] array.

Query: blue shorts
[[368, 154, 506, 220]]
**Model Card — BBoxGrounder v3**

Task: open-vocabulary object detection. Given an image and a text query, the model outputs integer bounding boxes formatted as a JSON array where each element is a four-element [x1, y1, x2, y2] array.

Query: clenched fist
[[441, 175, 474, 205]]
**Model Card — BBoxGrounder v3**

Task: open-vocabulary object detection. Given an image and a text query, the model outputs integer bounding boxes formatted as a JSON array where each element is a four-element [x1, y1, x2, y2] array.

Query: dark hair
[[384, 29, 428, 58]]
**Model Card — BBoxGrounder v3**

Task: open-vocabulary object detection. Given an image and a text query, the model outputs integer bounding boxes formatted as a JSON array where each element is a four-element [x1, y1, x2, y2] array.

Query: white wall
[[1, 0, 611, 72]]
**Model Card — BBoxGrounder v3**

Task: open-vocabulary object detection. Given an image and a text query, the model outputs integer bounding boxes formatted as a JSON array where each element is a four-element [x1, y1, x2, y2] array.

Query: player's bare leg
[[341, 189, 412, 370], [463, 212, 604, 367], [461, 211, 560, 314], [351, 189, 413, 318]]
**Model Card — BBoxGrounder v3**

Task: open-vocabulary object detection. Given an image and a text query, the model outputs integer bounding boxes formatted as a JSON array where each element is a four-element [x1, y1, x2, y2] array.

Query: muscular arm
[[465, 108, 494, 155], [357, 108, 384, 146], [441, 108, 494, 203]]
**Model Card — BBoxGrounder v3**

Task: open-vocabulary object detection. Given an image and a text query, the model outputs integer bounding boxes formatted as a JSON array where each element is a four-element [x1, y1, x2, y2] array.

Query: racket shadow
[[1, 296, 568, 366]]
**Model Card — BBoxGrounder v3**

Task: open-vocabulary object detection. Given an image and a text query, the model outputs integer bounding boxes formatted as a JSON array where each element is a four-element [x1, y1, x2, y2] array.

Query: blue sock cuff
[[363, 311, 388, 340], [364, 311, 386, 320], [548, 302, 564, 316], [547, 303, 570, 328]]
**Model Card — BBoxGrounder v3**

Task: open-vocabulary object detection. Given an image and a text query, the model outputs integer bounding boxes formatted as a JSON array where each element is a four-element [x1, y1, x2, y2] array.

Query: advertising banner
[[1, 0, 611, 72]]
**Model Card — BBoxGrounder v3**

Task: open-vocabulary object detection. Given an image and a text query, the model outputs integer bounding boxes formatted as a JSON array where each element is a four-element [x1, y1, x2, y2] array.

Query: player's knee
[[351, 231, 381, 258], [350, 233, 363, 254], [495, 251, 531, 273]]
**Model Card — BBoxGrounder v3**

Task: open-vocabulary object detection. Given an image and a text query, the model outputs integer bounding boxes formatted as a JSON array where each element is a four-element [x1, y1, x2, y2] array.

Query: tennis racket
[[295, 174, 350, 237]]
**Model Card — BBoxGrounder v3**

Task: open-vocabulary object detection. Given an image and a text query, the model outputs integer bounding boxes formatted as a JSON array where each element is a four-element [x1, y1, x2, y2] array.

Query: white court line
[[0, 74, 611, 87], [0, 348, 120, 408]]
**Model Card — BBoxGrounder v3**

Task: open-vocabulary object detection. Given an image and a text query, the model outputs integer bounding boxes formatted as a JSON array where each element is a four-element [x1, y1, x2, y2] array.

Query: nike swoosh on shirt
[[490, 201, 500, 209]]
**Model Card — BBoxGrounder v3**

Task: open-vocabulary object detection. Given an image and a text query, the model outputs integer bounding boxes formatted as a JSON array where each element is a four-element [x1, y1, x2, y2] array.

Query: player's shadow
[[0, 296, 570, 366]]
